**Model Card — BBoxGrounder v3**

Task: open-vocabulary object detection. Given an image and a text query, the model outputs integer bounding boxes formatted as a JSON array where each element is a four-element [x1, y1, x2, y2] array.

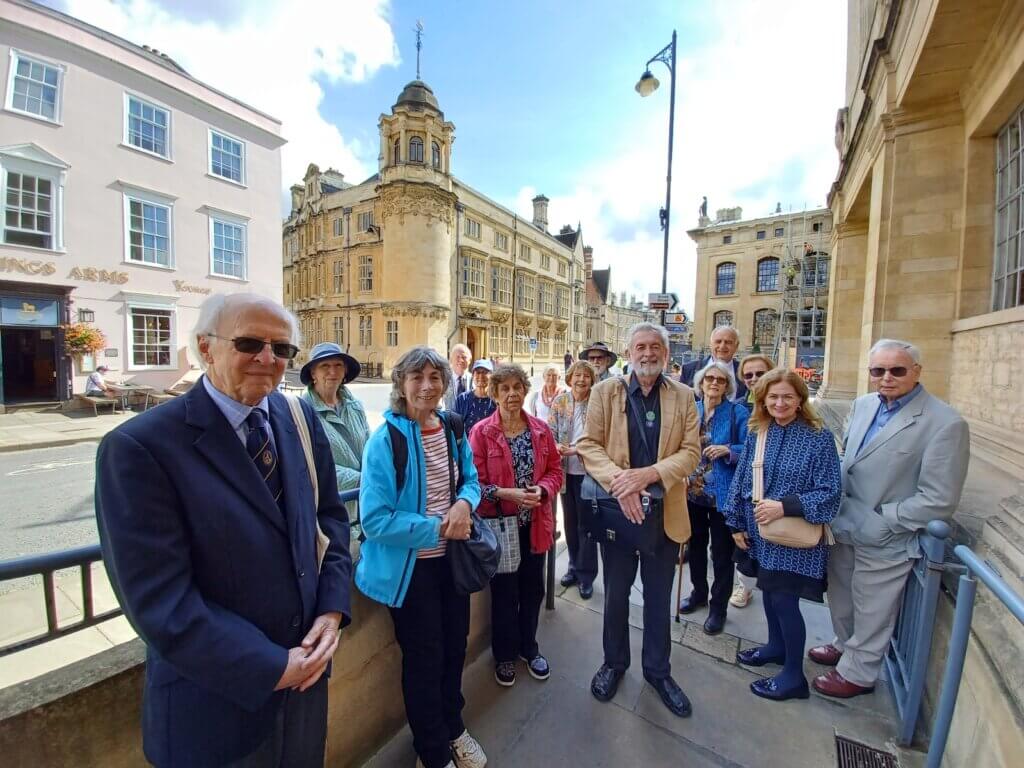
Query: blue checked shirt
[[857, 384, 921, 456], [202, 375, 276, 452]]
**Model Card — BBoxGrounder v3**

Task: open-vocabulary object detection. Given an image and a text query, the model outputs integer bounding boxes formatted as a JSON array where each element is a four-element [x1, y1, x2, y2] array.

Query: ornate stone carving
[[515, 315, 532, 328], [536, 317, 553, 330], [379, 181, 455, 232], [490, 310, 511, 324], [380, 301, 449, 320]]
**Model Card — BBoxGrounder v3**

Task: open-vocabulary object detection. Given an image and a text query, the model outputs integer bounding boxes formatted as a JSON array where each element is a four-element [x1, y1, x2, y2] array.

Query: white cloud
[[63, 0, 399, 209], [513, 0, 845, 319]]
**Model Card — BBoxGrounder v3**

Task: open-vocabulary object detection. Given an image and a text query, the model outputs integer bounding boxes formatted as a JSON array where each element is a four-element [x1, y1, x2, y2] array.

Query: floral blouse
[[481, 429, 536, 525]]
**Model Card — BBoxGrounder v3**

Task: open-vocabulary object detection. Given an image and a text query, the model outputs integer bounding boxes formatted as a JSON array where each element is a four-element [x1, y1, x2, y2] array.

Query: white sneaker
[[729, 585, 753, 608], [451, 730, 487, 768]]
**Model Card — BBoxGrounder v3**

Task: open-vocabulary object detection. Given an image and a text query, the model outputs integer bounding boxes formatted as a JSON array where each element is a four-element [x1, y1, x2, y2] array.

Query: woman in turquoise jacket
[[356, 346, 486, 768], [299, 343, 369, 536]]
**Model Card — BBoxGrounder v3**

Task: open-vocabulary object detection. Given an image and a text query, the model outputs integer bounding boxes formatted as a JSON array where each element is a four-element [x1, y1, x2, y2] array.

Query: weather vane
[[415, 20, 424, 80]]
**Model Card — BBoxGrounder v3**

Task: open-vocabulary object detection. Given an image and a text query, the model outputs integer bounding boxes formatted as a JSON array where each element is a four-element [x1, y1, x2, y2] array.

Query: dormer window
[[409, 136, 424, 163]]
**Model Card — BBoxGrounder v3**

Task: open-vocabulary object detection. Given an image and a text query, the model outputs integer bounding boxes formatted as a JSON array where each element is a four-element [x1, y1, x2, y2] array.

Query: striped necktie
[[245, 409, 284, 511]]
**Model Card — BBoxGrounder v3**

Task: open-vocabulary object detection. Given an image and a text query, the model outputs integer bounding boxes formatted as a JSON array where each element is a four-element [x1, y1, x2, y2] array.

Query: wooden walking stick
[[674, 542, 685, 623]]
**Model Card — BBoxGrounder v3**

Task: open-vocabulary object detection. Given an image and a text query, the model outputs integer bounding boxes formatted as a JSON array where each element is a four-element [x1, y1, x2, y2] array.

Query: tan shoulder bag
[[285, 395, 331, 571], [753, 427, 834, 549]]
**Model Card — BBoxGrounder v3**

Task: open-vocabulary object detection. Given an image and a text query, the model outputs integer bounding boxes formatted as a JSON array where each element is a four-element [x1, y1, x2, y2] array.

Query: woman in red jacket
[[470, 363, 563, 688]]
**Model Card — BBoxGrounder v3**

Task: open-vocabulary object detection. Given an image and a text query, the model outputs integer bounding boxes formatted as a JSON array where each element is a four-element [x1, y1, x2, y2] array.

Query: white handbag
[[285, 395, 331, 571]]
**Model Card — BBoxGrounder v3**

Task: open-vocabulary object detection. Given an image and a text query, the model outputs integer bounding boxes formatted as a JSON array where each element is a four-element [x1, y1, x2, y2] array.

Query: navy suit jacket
[[679, 356, 748, 402], [95, 380, 352, 767]]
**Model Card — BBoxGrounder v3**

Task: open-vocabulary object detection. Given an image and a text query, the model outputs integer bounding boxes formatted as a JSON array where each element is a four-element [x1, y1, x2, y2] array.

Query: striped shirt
[[417, 425, 458, 559]]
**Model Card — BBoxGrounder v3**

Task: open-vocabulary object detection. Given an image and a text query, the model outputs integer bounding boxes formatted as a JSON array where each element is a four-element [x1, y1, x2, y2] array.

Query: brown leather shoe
[[812, 669, 875, 698], [808, 643, 842, 666]]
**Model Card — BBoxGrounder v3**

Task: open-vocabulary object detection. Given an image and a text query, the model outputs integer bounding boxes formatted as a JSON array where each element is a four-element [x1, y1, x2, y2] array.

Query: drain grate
[[836, 735, 898, 768]]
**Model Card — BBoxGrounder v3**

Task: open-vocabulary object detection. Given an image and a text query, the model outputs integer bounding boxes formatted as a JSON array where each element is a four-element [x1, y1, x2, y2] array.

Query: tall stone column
[[820, 221, 868, 398]]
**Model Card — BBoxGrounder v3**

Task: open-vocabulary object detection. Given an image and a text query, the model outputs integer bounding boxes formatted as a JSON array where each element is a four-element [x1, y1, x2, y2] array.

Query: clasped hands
[[497, 485, 543, 509], [610, 466, 660, 525], [702, 444, 731, 461], [275, 611, 342, 693], [556, 443, 578, 457], [440, 499, 473, 540]]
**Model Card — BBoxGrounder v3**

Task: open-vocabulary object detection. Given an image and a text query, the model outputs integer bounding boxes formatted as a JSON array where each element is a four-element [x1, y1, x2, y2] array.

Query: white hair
[[541, 364, 560, 378], [869, 338, 921, 364], [693, 360, 737, 399], [191, 293, 300, 369], [449, 343, 471, 361], [627, 322, 670, 351], [710, 325, 739, 343]]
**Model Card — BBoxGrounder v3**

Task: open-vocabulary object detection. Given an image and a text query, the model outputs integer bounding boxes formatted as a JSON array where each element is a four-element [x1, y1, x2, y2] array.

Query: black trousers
[[490, 521, 546, 662], [602, 529, 679, 680], [561, 473, 599, 587], [687, 501, 736, 615], [389, 556, 470, 768]]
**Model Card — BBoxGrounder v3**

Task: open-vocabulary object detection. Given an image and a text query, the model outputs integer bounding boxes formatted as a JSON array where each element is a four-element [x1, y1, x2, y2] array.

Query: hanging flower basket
[[63, 322, 107, 357]]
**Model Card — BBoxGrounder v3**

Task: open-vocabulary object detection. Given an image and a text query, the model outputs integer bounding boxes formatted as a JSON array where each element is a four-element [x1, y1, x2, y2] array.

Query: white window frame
[[386, 319, 398, 347], [494, 231, 508, 251], [359, 314, 373, 346], [357, 210, 374, 232], [123, 92, 172, 161], [540, 253, 551, 270], [207, 128, 246, 186], [5, 50, 65, 124], [461, 253, 485, 299], [464, 217, 481, 239], [333, 217, 343, 237], [358, 253, 373, 292], [122, 186, 175, 269], [333, 316, 344, 346], [207, 210, 248, 281], [0, 145, 68, 252], [124, 298, 177, 371]]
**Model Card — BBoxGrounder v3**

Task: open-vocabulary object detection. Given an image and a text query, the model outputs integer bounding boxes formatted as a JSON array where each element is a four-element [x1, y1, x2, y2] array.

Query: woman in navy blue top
[[678, 362, 749, 635], [724, 368, 841, 702], [454, 359, 496, 434]]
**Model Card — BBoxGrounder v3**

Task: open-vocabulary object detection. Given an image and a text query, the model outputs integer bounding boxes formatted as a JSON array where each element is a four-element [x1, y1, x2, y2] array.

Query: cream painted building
[[0, 0, 285, 411], [688, 206, 832, 364], [825, 2, 1024, 766], [283, 81, 586, 375]]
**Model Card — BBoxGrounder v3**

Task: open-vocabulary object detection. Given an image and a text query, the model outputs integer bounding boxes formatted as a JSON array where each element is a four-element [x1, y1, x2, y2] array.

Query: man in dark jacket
[[679, 325, 747, 401]]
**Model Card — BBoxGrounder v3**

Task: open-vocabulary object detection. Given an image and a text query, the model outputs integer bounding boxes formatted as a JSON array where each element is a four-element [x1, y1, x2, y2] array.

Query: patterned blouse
[[723, 419, 841, 582], [481, 429, 535, 526]]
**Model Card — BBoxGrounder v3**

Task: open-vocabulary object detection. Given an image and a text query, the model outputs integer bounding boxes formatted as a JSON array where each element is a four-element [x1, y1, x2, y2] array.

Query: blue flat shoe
[[750, 676, 810, 701], [736, 647, 785, 667]]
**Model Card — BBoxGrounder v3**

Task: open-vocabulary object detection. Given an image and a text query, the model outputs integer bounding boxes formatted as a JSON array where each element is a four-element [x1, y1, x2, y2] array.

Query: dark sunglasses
[[208, 334, 300, 360], [703, 375, 729, 385], [742, 370, 767, 381], [868, 366, 909, 378]]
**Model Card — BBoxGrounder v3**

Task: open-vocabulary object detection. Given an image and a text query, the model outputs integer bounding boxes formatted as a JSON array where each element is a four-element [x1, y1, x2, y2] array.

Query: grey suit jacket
[[443, 371, 473, 411], [831, 388, 970, 560]]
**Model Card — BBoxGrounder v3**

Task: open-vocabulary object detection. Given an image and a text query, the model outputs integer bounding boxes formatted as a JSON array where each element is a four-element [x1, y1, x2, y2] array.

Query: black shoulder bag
[[441, 413, 501, 594], [581, 382, 665, 557]]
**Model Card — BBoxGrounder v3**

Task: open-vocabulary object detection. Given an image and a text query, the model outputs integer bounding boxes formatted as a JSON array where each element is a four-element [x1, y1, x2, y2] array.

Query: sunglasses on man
[[207, 335, 300, 360], [868, 366, 910, 378]]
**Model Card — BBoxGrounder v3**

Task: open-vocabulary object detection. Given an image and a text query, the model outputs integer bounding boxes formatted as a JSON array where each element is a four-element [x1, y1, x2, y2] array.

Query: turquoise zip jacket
[[355, 408, 481, 607], [300, 385, 369, 525]]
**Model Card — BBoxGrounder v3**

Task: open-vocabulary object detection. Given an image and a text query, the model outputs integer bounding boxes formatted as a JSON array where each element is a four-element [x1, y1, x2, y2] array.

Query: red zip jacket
[[469, 410, 563, 555]]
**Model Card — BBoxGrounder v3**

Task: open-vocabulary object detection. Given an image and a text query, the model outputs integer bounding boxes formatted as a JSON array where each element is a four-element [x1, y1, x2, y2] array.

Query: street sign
[[648, 292, 678, 311], [665, 324, 686, 334], [665, 312, 688, 325], [528, 337, 538, 352]]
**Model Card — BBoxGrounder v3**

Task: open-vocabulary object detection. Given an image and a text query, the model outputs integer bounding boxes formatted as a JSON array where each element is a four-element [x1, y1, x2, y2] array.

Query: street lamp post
[[636, 30, 677, 327]]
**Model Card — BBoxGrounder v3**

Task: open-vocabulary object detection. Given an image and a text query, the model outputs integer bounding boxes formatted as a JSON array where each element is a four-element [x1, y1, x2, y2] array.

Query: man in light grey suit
[[810, 339, 970, 698], [442, 343, 472, 410]]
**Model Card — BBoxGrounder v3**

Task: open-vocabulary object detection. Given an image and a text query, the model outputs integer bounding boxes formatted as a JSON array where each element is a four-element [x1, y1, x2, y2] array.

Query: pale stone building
[[282, 81, 586, 375], [0, 0, 284, 411], [688, 206, 832, 363], [582, 245, 657, 362], [824, 2, 1024, 766]]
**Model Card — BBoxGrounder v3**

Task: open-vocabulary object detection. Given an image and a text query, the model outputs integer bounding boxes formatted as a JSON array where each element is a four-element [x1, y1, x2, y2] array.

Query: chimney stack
[[583, 245, 593, 279], [531, 194, 549, 233]]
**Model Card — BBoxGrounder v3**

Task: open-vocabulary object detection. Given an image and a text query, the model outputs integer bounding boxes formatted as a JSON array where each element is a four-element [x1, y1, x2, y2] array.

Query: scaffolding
[[770, 210, 830, 379]]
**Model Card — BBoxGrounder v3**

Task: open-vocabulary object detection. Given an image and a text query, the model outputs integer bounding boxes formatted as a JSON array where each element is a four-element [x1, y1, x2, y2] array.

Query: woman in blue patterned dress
[[724, 368, 841, 701]]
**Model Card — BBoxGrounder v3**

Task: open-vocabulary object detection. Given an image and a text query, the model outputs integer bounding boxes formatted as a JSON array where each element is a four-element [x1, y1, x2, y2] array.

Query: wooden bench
[[144, 391, 176, 409], [75, 394, 120, 416]]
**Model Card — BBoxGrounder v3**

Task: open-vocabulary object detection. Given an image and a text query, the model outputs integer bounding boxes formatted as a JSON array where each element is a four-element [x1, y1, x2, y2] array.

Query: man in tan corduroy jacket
[[577, 322, 700, 719]]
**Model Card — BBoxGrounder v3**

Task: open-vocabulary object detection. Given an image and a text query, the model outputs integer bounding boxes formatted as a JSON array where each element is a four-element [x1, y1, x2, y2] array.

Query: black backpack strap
[[441, 411, 465, 502], [387, 421, 408, 493]]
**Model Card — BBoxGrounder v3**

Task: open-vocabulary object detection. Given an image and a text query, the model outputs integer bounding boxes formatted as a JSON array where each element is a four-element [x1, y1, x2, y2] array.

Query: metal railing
[[884, 519, 950, 745], [0, 544, 120, 657], [925, 544, 1024, 768]]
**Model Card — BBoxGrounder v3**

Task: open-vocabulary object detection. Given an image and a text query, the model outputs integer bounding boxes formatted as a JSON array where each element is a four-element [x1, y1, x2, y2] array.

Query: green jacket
[[300, 386, 370, 524]]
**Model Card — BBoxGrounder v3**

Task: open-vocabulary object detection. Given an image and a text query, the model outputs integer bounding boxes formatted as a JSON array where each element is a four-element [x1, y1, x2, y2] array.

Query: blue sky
[[50, 0, 846, 314]]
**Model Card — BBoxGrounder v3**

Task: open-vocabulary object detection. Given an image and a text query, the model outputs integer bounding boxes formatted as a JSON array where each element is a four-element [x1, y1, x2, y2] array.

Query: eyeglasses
[[703, 375, 729, 385], [742, 370, 767, 381], [586, 355, 607, 363], [868, 366, 909, 378], [207, 335, 300, 360]]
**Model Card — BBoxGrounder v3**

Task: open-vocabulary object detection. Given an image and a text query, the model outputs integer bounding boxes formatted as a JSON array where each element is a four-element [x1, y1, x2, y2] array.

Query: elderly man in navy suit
[[96, 293, 352, 767], [679, 325, 747, 402]]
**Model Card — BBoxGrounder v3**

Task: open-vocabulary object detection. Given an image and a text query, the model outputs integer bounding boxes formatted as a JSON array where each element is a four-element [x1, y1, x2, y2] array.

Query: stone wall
[[0, 589, 492, 768]]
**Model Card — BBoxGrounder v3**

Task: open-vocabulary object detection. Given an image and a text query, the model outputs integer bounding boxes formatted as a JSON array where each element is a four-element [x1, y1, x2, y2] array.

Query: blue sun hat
[[300, 342, 361, 385]]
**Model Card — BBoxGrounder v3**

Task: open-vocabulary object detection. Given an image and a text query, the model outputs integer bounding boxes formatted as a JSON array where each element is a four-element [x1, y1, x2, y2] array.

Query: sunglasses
[[868, 366, 909, 378], [703, 375, 729, 385], [208, 334, 300, 360], [742, 370, 767, 381]]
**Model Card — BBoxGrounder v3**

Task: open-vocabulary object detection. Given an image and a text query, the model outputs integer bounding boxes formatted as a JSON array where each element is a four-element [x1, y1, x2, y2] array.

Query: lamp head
[[635, 70, 659, 97]]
